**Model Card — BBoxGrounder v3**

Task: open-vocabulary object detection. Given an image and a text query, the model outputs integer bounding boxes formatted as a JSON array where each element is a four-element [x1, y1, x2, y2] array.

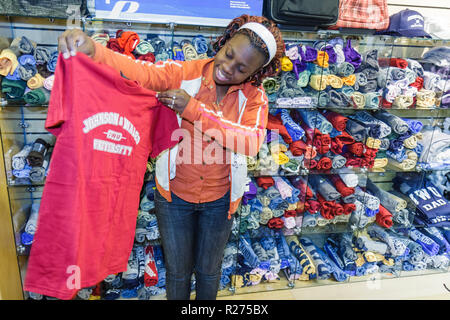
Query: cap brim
[[398, 29, 432, 38]]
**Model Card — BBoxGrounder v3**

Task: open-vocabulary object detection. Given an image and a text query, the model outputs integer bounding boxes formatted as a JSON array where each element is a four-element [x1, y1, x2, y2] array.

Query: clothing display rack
[[0, 9, 449, 300]]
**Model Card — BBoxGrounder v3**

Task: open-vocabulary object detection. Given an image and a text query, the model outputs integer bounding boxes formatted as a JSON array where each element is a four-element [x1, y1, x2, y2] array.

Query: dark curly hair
[[212, 14, 284, 86]]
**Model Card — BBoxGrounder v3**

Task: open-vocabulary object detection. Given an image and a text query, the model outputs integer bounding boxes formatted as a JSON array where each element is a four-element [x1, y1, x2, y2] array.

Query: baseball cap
[[379, 9, 431, 38]]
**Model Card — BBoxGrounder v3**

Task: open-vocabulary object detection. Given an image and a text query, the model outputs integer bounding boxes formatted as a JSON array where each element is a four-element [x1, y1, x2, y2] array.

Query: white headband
[[238, 22, 277, 67]]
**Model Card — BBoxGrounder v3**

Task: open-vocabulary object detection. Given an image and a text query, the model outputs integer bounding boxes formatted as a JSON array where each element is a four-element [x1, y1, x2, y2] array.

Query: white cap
[[238, 22, 277, 67]]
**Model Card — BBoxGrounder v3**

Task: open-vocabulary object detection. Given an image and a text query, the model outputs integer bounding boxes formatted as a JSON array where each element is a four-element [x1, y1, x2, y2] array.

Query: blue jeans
[[154, 189, 234, 300]]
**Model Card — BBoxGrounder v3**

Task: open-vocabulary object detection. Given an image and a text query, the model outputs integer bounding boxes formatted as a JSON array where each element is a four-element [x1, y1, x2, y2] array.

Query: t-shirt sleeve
[[45, 54, 66, 135], [92, 42, 184, 92], [149, 102, 181, 158]]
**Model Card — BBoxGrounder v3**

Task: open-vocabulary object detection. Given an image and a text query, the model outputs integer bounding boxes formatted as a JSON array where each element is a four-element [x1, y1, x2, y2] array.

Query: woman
[[58, 14, 284, 300]]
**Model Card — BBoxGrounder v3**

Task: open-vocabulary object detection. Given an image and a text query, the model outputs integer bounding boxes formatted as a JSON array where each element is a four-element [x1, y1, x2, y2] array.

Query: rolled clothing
[[360, 80, 378, 94], [375, 204, 394, 228], [406, 149, 418, 162], [361, 68, 378, 81], [280, 109, 304, 141], [289, 139, 308, 156], [338, 169, 359, 188], [272, 176, 293, 200], [24, 87, 51, 105], [422, 227, 450, 254], [408, 227, 440, 256], [315, 50, 329, 68], [345, 119, 368, 142], [256, 177, 275, 190], [24, 202, 40, 235], [352, 112, 392, 139], [349, 200, 370, 230], [26, 138, 50, 167], [378, 57, 408, 69], [298, 110, 333, 135], [12, 144, 32, 170], [267, 114, 293, 144], [280, 56, 293, 71], [302, 211, 318, 227], [373, 157, 388, 169], [288, 176, 313, 200], [359, 49, 379, 70], [333, 131, 355, 150], [299, 237, 331, 280], [416, 89, 436, 108], [279, 71, 304, 97], [365, 137, 381, 149], [27, 73, 45, 90], [322, 110, 348, 132], [354, 186, 380, 211], [135, 40, 154, 55], [297, 70, 311, 88], [16, 36, 35, 55], [242, 180, 257, 205], [328, 89, 352, 108], [388, 158, 416, 171], [308, 175, 341, 201], [1, 78, 27, 100], [286, 235, 316, 279], [355, 233, 388, 254], [317, 193, 335, 219], [46, 50, 58, 73], [316, 156, 332, 170], [329, 175, 354, 197], [382, 84, 401, 103], [423, 71, 441, 91], [0, 49, 19, 76], [337, 61, 355, 77], [388, 67, 406, 81], [351, 91, 366, 108], [378, 138, 390, 151], [403, 135, 417, 149], [262, 77, 280, 95], [331, 154, 346, 169], [402, 118, 423, 134], [364, 92, 380, 109], [373, 110, 409, 135], [367, 225, 408, 256], [353, 72, 368, 91], [406, 58, 424, 77], [366, 179, 406, 213], [309, 74, 327, 91], [5, 67, 21, 81], [392, 95, 414, 109], [29, 154, 50, 182], [34, 46, 52, 65], [337, 233, 358, 268], [320, 244, 348, 282], [43, 75, 54, 91], [18, 60, 37, 81], [140, 195, 154, 211], [343, 39, 362, 69], [338, 85, 354, 96], [326, 74, 343, 89]]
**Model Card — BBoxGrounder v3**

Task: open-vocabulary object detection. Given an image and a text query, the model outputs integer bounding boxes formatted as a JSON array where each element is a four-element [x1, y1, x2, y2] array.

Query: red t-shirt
[[24, 53, 179, 299]]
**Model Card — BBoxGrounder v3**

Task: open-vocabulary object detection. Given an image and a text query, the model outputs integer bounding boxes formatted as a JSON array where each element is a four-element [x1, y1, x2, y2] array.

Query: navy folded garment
[[408, 181, 450, 227]]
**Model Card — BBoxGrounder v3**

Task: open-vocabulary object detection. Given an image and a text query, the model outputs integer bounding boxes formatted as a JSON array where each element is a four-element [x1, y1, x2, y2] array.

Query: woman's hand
[[58, 29, 95, 59], [157, 89, 192, 114]]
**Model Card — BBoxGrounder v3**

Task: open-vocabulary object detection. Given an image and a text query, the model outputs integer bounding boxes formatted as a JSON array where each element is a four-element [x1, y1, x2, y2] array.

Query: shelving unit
[[1, 10, 449, 300]]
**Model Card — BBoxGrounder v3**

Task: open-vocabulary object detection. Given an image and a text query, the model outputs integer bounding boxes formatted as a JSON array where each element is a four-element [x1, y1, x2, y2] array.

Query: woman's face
[[213, 33, 267, 86]]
